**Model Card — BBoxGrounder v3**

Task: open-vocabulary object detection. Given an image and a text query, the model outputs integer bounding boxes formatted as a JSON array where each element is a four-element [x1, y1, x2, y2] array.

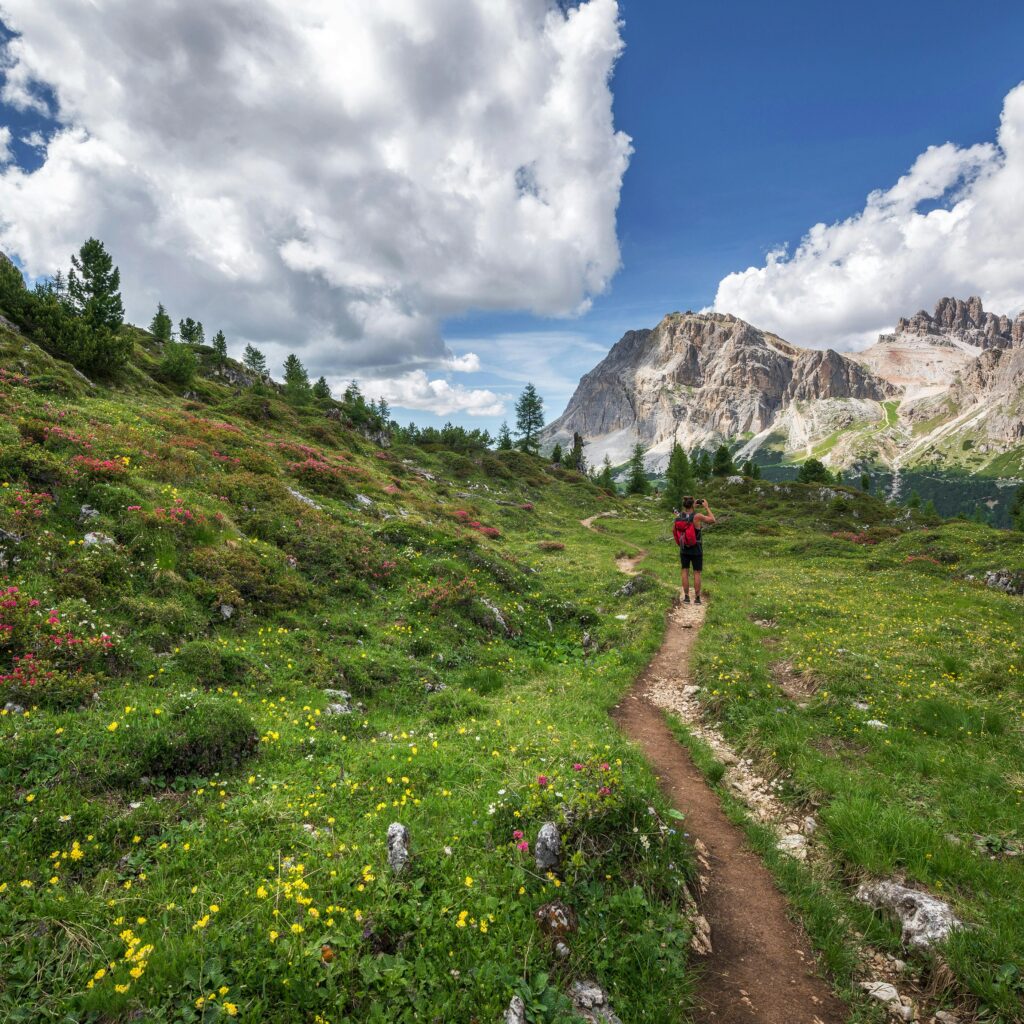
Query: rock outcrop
[[543, 295, 1024, 478], [542, 311, 893, 470]]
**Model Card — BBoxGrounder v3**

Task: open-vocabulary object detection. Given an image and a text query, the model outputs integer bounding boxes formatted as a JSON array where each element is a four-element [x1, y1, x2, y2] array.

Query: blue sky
[[1, 1, 1023, 433], [444, 0, 1024, 428]]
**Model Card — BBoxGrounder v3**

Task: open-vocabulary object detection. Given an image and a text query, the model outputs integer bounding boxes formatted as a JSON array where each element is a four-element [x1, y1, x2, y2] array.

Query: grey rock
[[534, 822, 561, 872], [570, 980, 623, 1024], [4, 702, 26, 714], [355, 493, 373, 507], [859, 981, 901, 1005], [984, 569, 1024, 596], [865, 719, 889, 730], [386, 822, 410, 875], [325, 703, 353, 716], [726, 475, 745, 484], [553, 940, 571, 959], [934, 1012, 961, 1024], [219, 603, 235, 620], [503, 995, 526, 1024], [424, 681, 447, 694], [855, 880, 963, 949], [776, 833, 808, 860], [79, 505, 100, 521], [287, 487, 321, 509], [323, 688, 352, 703], [83, 531, 115, 548], [479, 598, 510, 634]]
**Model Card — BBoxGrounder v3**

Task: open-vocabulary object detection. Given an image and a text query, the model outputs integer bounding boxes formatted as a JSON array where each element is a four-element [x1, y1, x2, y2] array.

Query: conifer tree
[[550, 442, 563, 465], [711, 443, 735, 477], [1011, 484, 1024, 531], [243, 344, 267, 378], [907, 490, 921, 509], [567, 432, 587, 473], [178, 317, 204, 346], [283, 353, 312, 404], [750, 462, 761, 480], [514, 383, 545, 454], [596, 455, 617, 493], [312, 376, 332, 404], [68, 238, 124, 335], [496, 422, 513, 450], [663, 443, 694, 510], [625, 443, 650, 495], [150, 303, 173, 344], [694, 450, 712, 481], [860, 471, 871, 493], [796, 458, 832, 484], [211, 330, 227, 367]]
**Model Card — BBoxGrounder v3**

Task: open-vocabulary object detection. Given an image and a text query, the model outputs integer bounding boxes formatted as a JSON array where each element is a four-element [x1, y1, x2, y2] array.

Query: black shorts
[[679, 546, 703, 571]]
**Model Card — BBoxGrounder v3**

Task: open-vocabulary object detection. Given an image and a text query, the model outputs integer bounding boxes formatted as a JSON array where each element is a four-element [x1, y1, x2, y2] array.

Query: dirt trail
[[583, 514, 847, 1023]]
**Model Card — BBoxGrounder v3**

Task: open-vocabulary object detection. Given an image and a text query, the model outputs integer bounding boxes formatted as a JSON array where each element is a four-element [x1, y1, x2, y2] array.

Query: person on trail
[[673, 497, 716, 605]]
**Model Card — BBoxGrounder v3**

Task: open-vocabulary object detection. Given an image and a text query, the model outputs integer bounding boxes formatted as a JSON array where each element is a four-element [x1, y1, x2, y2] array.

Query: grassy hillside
[[0, 323, 696, 1023], [611, 481, 1024, 1021], [2, 317, 1023, 1023]]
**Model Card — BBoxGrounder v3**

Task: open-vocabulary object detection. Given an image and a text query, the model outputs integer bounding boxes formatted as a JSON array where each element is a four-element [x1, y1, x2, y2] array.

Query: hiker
[[673, 497, 716, 604]]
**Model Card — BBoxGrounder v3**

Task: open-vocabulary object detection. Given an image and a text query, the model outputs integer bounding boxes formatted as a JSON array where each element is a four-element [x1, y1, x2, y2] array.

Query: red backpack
[[674, 513, 699, 548]]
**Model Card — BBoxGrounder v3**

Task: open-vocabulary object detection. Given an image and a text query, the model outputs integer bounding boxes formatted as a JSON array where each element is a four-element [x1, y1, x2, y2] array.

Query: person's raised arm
[[696, 499, 716, 525]]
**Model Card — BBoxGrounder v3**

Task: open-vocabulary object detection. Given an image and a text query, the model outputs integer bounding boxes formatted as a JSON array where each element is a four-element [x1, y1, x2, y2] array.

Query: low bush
[[95, 692, 258, 788]]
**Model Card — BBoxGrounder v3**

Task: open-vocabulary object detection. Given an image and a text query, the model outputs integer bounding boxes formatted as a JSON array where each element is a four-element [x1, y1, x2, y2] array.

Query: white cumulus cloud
[[353, 371, 504, 417], [0, 0, 630, 380], [714, 82, 1024, 349], [0, 125, 11, 163]]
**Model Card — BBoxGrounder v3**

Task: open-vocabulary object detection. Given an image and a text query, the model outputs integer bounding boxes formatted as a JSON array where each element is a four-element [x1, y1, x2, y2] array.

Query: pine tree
[[711, 443, 735, 477], [663, 443, 694, 510], [596, 455, 616, 493], [514, 383, 545, 454], [243, 344, 267, 377], [312, 376, 332, 404], [907, 491, 921, 509], [496, 422, 513, 451], [68, 238, 124, 335], [150, 303, 173, 344], [63, 238, 131, 375], [567, 432, 586, 473], [625, 443, 650, 495], [694, 450, 712, 481], [922, 499, 939, 519], [283, 354, 312, 405], [796, 458, 832, 484], [211, 330, 227, 367], [550, 442, 563, 465], [178, 318, 204, 346], [1011, 484, 1024, 531], [860, 471, 871, 493], [750, 462, 762, 480]]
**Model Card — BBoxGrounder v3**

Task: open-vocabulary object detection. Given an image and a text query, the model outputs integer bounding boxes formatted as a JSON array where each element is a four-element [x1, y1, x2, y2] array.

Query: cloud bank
[[0, 0, 630, 412], [714, 82, 1024, 349]]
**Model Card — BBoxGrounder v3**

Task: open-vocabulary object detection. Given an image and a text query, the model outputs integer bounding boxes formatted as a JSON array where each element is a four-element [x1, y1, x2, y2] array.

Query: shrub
[[158, 341, 198, 385], [97, 692, 258, 788], [173, 639, 247, 687], [186, 543, 310, 612], [0, 655, 97, 710]]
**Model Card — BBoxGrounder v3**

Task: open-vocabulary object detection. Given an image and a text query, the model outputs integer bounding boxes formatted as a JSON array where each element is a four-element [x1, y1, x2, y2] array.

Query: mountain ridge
[[542, 297, 1024, 483]]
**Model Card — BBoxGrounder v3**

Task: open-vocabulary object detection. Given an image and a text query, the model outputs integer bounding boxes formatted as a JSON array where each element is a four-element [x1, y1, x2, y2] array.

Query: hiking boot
[[682, 594, 690, 604], [694, 595, 702, 605]]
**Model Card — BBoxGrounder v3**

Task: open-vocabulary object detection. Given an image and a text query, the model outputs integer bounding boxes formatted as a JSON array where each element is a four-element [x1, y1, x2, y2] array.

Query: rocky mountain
[[542, 298, 1024, 480], [543, 311, 895, 470]]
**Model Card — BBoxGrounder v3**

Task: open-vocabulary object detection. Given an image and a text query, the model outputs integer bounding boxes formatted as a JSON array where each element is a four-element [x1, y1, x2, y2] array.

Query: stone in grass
[[859, 981, 900, 1006], [534, 899, 578, 939], [534, 822, 561, 872], [83, 531, 115, 548], [571, 980, 623, 1024], [855, 880, 963, 950], [386, 822, 411, 875], [503, 995, 526, 1024], [323, 688, 354, 715], [865, 719, 889, 730]]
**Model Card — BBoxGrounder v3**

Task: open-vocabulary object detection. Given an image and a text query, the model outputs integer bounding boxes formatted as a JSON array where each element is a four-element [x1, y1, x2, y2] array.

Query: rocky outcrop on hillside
[[542, 311, 893, 469], [896, 296, 1020, 349]]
